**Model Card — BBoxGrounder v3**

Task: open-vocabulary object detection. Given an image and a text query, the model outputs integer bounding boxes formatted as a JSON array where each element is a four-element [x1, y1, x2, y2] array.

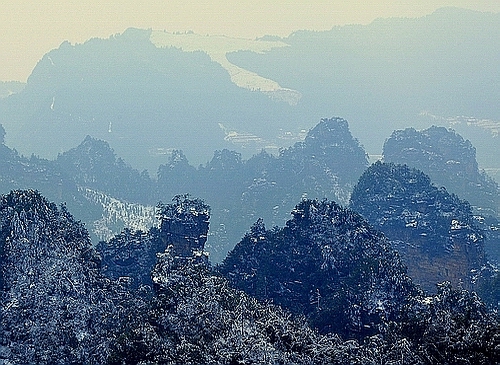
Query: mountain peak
[[350, 162, 486, 291]]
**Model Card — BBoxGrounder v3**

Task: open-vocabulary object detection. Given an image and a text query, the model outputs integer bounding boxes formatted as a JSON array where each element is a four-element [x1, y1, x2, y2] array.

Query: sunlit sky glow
[[1, 0, 499, 81]]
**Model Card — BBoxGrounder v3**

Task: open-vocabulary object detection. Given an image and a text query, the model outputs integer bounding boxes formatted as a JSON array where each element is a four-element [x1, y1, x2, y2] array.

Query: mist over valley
[[0, 7, 499, 365]]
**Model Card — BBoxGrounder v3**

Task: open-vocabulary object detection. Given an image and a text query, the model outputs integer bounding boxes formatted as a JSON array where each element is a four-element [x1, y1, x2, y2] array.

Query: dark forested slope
[[350, 162, 487, 292], [219, 198, 416, 338], [1, 191, 498, 364], [0, 190, 128, 364]]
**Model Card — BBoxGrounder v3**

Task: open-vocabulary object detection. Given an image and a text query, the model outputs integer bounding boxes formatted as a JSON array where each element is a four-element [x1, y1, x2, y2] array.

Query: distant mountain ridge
[[0, 117, 368, 260], [149, 30, 301, 105], [383, 126, 500, 217], [0, 28, 294, 171], [0, 115, 498, 267], [227, 7, 500, 165], [0, 7, 499, 173]]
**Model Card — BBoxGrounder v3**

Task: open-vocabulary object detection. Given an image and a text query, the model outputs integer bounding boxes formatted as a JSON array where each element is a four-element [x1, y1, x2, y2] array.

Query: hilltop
[[0, 8, 499, 174]]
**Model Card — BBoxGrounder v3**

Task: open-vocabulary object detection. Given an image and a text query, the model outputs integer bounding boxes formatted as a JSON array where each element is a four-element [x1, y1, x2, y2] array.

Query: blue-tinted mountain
[[103, 194, 500, 364], [227, 8, 500, 156], [1, 190, 497, 364], [0, 28, 293, 172], [96, 195, 406, 364], [157, 117, 368, 261], [383, 126, 500, 262], [56, 135, 156, 205], [1, 8, 499, 174], [217, 198, 498, 363], [0, 116, 366, 255], [350, 162, 487, 292], [0, 126, 102, 225], [219, 198, 416, 338], [0, 128, 155, 241], [383, 126, 499, 216]]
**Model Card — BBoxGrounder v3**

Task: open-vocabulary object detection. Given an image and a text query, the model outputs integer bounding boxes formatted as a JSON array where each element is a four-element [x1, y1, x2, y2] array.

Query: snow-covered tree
[[350, 162, 486, 292], [0, 190, 126, 364], [220, 198, 416, 339]]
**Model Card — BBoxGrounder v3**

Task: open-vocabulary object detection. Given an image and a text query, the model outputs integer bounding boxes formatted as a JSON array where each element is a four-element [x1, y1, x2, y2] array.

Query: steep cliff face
[[156, 195, 210, 259], [156, 117, 368, 262], [383, 126, 499, 217], [393, 240, 482, 293], [350, 162, 486, 292], [219, 198, 416, 338]]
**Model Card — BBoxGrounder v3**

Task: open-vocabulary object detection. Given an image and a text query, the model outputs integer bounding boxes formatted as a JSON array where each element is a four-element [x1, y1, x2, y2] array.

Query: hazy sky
[[1, 0, 499, 82]]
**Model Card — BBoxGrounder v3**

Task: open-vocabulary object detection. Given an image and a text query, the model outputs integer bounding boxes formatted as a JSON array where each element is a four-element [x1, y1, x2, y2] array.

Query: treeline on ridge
[[0, 190, 498, 364]]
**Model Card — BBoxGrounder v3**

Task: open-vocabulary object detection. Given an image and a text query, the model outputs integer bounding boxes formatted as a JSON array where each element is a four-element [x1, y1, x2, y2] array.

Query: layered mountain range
[[0, 117, 369, 261], [1, 190, 498, 364], [382, 126, 500, 263], [0, 8, 499, 173], [1, 8, 499, 363], [0, 115, 497, 295]]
